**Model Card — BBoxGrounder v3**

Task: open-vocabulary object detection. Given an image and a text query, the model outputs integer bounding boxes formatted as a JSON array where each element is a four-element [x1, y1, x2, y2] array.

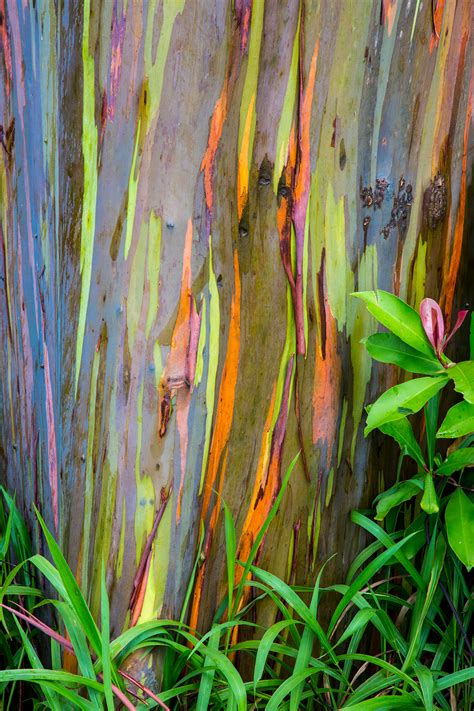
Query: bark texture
[[0, 0, 473, 636]]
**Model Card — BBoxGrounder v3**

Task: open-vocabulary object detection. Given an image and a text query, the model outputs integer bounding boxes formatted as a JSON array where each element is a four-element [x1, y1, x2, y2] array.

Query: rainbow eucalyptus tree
[[0, 0, 472, 639]]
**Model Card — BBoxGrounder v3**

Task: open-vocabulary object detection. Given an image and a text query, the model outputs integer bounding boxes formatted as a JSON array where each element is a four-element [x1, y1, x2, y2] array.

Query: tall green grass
[[0, 467, 473, 710]]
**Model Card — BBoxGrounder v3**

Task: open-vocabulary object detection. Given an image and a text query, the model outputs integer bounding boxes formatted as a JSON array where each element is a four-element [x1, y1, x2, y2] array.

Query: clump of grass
[[1, 455, 473, 710]]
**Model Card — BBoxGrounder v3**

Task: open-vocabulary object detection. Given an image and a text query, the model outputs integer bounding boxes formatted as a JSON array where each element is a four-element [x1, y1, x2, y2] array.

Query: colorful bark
[[0, 0, 472, 654]]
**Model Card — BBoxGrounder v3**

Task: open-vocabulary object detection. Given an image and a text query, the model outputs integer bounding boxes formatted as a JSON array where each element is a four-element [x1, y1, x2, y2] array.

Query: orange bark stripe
[[200, 250, 241, 517], [201, 83, 229, 213], [189, 251, 241, 629], [294, 40, 319, 204], [430, 0, 445, 51], [234, 356, 293, 594], [234, 383, 277, 581], [312, 298, 341, 461]]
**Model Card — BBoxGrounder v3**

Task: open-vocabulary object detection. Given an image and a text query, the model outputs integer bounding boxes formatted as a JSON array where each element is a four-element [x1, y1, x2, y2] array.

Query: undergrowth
[[0, 292, 473, 709]]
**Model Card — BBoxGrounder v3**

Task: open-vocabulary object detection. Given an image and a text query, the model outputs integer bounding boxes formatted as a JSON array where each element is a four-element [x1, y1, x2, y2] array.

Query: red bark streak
[[440, 69, 472, 324], [0, 0, 12, 97], [235, 0, 252, 52]]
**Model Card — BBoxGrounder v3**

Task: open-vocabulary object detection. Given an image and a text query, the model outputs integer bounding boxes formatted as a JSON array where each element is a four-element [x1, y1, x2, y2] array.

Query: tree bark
[[0, 0, 472, 638]]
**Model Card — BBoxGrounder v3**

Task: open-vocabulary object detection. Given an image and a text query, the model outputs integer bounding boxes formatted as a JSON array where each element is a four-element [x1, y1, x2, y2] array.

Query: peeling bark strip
[[129, 486, 172, 626], [0, 0, 472, 648]]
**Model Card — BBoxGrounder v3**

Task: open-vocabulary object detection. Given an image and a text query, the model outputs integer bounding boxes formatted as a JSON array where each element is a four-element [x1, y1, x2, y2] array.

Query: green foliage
[[1, 468, 473, 709], [1, 292, 473, 708], [437, 400, 474, 438], [355, 290, 474, 571], [445, 489, 474, 571]]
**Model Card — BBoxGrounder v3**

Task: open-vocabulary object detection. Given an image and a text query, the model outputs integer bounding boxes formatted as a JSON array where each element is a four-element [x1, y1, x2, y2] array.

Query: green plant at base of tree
[[1, 460, 473, 710], [354, 290, 474, 572]]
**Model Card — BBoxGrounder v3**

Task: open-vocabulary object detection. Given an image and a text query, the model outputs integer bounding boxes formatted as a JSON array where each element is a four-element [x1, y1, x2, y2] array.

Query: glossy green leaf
[[34, 509, 102, 655], [353, 291, 433, 355], [196, 626, 219, 711], [253, 619, 300, 692], [266, 668, 324, 711], [448, 361, 474, 403], [336, 608, 378, 646], [424, 393, 440, 470], [365, 376, 448, 435], [250, 566, 337, 663], [434, 667, 474, 691], [445, 488, 474, 570], [374, 478, 424, 521], [437, 400, 474, 438], [378, 418, 426, 468], [420, 474, 438, 514], [414, 663, 434, 711], [100, 564, 115, 711], [290, 558, 331, 710], [341, 697, 423, 710], [363, 333, 442, 374], [12, 618, 62, 711], [223, 500, 236, 622], [436, 447, 474, 476], [191, 644, 247, 711]]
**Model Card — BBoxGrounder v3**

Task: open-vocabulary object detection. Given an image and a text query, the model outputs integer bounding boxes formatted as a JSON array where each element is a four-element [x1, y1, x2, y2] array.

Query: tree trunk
[[0, 0, 472, 638]]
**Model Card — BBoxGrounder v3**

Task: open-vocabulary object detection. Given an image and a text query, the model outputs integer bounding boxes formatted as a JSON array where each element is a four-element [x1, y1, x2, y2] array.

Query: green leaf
[[253, 619, 300, 692], [196, 626, 219, 711], [341, 697, 423, 710], [250, 566, 337, 664], [223, 500, 236, 622], [424, 393, 440, 470], [336, 608, 378, 646], [352, 291, 433, 355], [365, 376, 448, 435], [437, 400, 474, 438], [100, 564, 115, 711], [34, 509, 102, 655], [12, 618, 62, 711], [51, 600, 102, 709], [363, 333, 442, 374], [374, 478, 424, 521], [266, 668, 325, 711], [378, 418, 426, 468], [327, 531, 419, 637], [436, 447, 474, 476], [445, 488, 474, 570], [434, 667, 474, 692], [191, 644, 247, 711], [290, 558, 331, 710], [470, 313, 474, 359], [414, 663, 434, 711], [448, 361, 474, 403], [420, 473, 438, 514]]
